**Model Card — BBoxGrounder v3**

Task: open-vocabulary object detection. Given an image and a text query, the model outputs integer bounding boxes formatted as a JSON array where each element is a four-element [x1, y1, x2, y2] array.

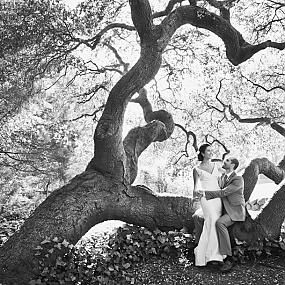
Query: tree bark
[[233, 157, 285, 242]]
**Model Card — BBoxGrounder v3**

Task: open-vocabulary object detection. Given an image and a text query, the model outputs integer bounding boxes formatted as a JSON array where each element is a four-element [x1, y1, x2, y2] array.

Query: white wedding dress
[[194, 163, 224, 266]]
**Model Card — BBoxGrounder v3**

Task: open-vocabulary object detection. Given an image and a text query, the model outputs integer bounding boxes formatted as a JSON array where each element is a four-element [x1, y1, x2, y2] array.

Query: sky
[[62, 0, 83, 9]]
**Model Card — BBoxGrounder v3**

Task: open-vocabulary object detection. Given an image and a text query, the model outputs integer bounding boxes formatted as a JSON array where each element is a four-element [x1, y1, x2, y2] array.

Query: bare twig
[[175, 123, 198, 154]]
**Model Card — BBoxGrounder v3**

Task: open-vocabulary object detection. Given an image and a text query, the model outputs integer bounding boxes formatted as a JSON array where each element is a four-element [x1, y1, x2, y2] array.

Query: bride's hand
[[193, 189, 204, 199]]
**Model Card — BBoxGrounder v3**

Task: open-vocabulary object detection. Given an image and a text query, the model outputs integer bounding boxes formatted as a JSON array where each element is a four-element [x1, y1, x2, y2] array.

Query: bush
[[29, 225, 195, 285], [28, 223, 285, 284]]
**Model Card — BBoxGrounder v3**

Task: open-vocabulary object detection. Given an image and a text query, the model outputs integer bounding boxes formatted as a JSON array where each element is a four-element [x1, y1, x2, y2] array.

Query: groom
[[193, 157, 246, 272]]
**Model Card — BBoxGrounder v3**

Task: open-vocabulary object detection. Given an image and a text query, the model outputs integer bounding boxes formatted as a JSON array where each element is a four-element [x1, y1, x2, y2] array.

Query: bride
[[192, 143, 224, 266]]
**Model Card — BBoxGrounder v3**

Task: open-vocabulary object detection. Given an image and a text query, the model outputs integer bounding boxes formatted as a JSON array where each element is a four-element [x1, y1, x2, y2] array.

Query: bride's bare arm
[[193, 168, 203, 199]]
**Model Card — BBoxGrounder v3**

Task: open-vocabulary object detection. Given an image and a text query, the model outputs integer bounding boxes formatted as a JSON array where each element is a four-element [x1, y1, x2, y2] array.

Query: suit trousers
[[216, 214, 234, 256]]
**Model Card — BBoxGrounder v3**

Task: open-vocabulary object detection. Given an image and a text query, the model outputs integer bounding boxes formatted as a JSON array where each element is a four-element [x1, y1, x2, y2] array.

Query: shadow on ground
[[128, 254, 285, 285]]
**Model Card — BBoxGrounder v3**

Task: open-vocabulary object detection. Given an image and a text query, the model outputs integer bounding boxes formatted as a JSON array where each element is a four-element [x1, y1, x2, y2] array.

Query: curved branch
[[208, 82, 285, 137], [175, 123, 198, 153], [242, 157, 285, 202], [205, 134, 230, 159], [104, 43, 130, 74], [130, 88, 153, 122], [87, 23, 135, 50], [277, 155, 285, 170], [164, 6, 285, 65], [125, 89, 175, 183], [229, 105, 285, 137], [229, 105, 271, 124], [255, 184, 285, 239], [233, 157, 285, 242], [270, 122, 285, 137], [87, 46, 163, 178], [242, 74, 285, 92]]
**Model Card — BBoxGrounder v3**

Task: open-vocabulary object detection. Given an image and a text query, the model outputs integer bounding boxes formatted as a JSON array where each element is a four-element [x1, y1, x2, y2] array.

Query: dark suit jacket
[[205, 172, 246, 222]]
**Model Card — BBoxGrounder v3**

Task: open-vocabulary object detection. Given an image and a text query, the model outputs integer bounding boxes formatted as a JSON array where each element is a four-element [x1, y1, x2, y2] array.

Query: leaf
[[151, 247, 157, 254], [62, 239, 70, 247], [143, 229, 152, 236], [153, 229, 161, 235], [122, 262, 131, 269], [256, 250, 262, 256], [56, 258, 66, 267], [40, 239, 51, 245], [54, 243, 62, 249], [157, 236, 166, 244], [52, 237, 59, 243], [108, 266, 115, 271]]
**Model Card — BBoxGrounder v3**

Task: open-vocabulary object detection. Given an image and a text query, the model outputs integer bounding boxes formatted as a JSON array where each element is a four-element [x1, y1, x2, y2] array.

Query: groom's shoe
[[219, 259, 234, 273], [207, 261, 223, 268]]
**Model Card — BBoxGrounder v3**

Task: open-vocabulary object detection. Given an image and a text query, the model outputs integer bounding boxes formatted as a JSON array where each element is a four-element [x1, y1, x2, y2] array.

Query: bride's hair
[[198, 143, 211, 161]]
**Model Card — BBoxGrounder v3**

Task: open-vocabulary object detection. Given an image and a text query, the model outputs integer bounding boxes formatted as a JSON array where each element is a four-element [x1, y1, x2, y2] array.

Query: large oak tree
[[0, 0, 285, 284]]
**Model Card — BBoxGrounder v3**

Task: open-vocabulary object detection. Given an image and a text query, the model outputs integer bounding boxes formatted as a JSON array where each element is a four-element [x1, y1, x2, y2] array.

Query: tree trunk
[[0, 171, 196, 284], [1, 1, 285, 283]]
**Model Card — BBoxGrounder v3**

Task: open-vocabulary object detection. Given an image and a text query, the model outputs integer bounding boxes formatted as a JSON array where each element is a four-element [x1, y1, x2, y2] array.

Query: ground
[[81, 220, 285, 285], [127, 254, 285, 284]]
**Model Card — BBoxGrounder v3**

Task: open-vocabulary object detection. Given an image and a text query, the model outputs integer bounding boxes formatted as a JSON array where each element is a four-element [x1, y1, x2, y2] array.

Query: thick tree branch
[[125, 88, 175, 183], [0, 171, 196, 283], [129, 0, 153, 41], [243, 157, 285, 202], [277, 155, 285, 170], [255, 184, 285, 239], [128, 185, 196, 231], [130, 88, 153, 122], [233, 157, 285, 242], [87, 46, 162, 178], [170, 6, 285, 65]]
